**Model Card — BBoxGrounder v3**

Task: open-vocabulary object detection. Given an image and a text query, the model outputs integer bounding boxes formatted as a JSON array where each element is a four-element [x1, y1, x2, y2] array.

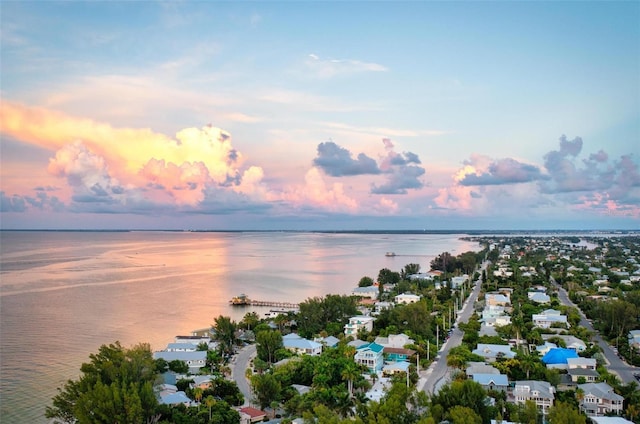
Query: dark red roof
[[240, 406, 266, 418]]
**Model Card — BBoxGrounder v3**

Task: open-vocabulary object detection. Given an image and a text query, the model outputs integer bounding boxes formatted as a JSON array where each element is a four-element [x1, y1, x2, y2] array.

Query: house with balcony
[[578, 382, 624, 416], [374, 333, 414, 349], [532, 309, 568, 329], [354, 342, 384, 372], [344, 316, 375, 337], [512, 380, 555, 414], [351, 286, 379, 300]]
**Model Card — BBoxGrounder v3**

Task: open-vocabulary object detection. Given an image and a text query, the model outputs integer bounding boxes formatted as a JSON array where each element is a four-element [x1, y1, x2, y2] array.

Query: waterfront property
[[153, 351, 207, 374]]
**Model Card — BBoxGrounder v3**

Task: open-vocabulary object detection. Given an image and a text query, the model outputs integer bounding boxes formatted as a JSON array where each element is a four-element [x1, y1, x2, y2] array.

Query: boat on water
[[230, 293, 250, 305], [385, 252, 396, 257]]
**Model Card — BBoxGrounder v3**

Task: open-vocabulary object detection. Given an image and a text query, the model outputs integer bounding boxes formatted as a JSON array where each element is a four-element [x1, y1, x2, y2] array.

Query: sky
[[1, 1, 639, 231]]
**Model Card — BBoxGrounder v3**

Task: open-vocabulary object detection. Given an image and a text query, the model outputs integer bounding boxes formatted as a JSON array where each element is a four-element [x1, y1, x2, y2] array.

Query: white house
[[394, 293, 421, 304], [567, 357, 596, 370], [513, 380, 555, 414], [153, 351, 207, 374], [472, 373, 509, 392], [351, 286, 379, 300], [344, 316, 375, 337], [354, 342, 384, 372], [579, 382, 624, 416], [472, 343, 516, 362], [374, 333, 414, 348], [166, 343, 197, 352], [282, 333, 322, 356], [528, 292, 551, 304], [532, 309, 568, 329]]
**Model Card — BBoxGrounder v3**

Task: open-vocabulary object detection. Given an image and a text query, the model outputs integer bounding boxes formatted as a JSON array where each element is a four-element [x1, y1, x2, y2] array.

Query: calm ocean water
[[0, 231, 479, 423]]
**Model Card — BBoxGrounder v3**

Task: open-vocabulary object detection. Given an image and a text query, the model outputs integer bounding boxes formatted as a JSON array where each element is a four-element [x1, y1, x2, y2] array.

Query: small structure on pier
[[229, 294, 298, 309]]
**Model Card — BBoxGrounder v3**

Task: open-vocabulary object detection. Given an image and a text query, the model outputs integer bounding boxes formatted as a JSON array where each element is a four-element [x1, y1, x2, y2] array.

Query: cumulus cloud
[[313, 141, 380, 176], [456, 157, 547, 186], [1, 192, 27, 212], [373, 138, 425, 194]]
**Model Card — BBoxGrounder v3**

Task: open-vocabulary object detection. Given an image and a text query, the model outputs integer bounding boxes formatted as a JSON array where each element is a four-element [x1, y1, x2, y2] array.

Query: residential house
[[450, 275, 469, 289], [528, 292, 551, 304], [541, 334, 587, 352], [472, 373, 509, 392], [542, 348, 579, 369], [351, 286, 379, 300], [344, 316, 375, 337], [466, 362, 500, 379], [532, 309, 568, 329], [395, 293, 421, 304], [486, 293, 511, 307], [579, 382, 624, 417], [354, 342, 384, 372], [383, 361, 410, 376], [157, 385, 192, 406], [568, 367, 599, 383], [472, 343, 516, 362], [153, 351, 207, 374], [512, 380, 555, 414], [282, 333, 322, 356], [239, 406, 267, 424], [374, 333, 414, 348], [383, 347, 415, 363], [567, 357, 597, 370], [314, 335, 340, 349], [166, 342, 197, 352]]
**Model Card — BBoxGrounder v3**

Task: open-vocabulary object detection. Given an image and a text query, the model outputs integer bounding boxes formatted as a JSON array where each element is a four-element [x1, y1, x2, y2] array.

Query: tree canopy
[[46, 342, 158, 424]]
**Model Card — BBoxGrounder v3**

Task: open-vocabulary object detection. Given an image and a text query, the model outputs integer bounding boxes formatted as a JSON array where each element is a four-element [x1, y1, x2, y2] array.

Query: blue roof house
[[355, 342, 384, 372], [542, 348, 579, 369]]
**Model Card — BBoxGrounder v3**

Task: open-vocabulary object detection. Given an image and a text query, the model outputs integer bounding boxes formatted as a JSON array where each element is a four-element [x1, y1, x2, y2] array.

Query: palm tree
[[193, 387, 203, 406], [341, 363, 360, 398], [204, 395, 216, 421]]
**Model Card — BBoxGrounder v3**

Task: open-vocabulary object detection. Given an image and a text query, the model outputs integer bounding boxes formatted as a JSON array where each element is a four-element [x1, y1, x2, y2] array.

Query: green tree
[[256, 330, 283, 364], [448, 405, 482, 424], [45, 342, 158, 424], [547, 401, 586, 424], [359, 276, 375, 287], [251, 373, 281, 410], [240, 311, 261, 331], [430, 379, 489, 424], [168, 359, 189, 374], [378, 268, 401, 286], [401, 263, 421, 280], [212, 315, 238, 358]]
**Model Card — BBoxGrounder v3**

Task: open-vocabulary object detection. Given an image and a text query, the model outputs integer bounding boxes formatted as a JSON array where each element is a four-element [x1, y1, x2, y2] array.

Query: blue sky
[[1, 1, 638, 230]]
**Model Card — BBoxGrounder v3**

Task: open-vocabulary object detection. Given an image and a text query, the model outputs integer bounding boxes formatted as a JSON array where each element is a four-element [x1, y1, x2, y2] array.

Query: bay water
[[0, 230, 479, 422]]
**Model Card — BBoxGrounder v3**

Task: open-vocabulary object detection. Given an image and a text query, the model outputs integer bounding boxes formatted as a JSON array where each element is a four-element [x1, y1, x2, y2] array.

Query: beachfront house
[[512, 380, 555, 414], [153, 350, 207, 374], [578, 382, 624, 416], [166, 342, 197, 352], [354, 342, 384, 372], [344, 316, 375, 337]]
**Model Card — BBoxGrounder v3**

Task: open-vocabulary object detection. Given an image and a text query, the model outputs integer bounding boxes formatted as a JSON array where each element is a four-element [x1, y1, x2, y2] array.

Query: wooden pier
[[229, 294, 298, 309]]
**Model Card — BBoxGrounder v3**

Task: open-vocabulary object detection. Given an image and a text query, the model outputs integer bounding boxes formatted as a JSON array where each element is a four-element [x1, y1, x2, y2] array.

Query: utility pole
[[436, 324, 439, 352]]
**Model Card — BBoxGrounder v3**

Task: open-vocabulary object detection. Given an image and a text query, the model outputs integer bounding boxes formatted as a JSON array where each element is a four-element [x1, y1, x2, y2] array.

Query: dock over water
[[229, 294, 298, 308]]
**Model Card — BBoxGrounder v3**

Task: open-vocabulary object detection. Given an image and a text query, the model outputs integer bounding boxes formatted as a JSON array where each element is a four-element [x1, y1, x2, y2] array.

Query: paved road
[[550, 277, 639, 385], [230, 344, 256, 406], [419, 261, 487, 394]]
